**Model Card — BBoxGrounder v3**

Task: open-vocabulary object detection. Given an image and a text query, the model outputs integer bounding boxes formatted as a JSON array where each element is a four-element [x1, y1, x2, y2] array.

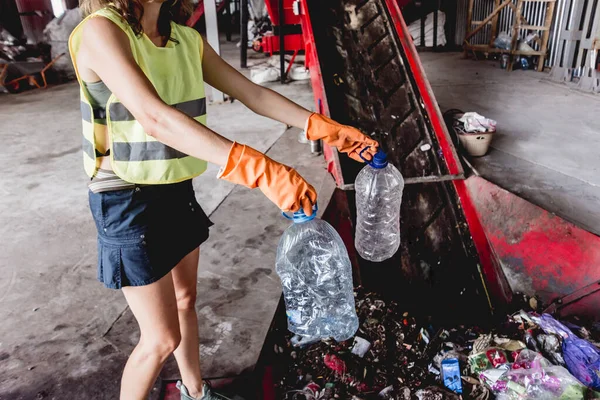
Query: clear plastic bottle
[[276, 207, 359, 343], [355, 149, 404, 262]]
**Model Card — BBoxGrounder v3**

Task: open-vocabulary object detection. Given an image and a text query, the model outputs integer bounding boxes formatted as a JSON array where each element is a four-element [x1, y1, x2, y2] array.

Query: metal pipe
[[434, 9, 438, 47], [205, 0, 225, 102], [550, 0, 567, 66], [421, 13, 426, 46], [240, 0, 248, 68], [477, 0, 481, 43], [538, 1, 544, 50], [279, 0, 286, 83], [310, 139, 322, 155], [471, 1, 483, 44], [500, 2, 506, 36]]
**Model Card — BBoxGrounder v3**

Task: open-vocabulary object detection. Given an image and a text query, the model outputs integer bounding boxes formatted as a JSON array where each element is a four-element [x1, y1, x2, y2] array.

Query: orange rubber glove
[[218, 142, 317, 216], [306, 113, 379, 162]]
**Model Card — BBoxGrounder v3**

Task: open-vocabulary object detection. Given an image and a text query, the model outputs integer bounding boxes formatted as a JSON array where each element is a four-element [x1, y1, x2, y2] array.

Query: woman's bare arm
[[79, 17, 231, 166], [201, 39, 312, 130]]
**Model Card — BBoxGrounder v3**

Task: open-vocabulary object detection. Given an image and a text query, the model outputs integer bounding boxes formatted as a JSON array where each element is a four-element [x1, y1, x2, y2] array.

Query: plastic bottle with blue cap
[[355, 148, 404, 262], [276, 203, 359, 344]]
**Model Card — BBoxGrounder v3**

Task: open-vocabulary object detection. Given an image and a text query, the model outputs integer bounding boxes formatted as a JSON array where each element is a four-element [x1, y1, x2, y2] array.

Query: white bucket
[[458, 132, 494, 157]]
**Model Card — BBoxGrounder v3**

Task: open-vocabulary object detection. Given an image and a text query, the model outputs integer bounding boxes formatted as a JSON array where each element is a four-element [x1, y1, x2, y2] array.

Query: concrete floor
[[0, 40, 332, 399], [420, 53, 600, 236]]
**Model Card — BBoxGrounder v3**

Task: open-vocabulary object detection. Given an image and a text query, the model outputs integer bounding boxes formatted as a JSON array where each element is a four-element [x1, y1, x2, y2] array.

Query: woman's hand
[[306, 114, 379, 162], [218, 142, 317, 216]]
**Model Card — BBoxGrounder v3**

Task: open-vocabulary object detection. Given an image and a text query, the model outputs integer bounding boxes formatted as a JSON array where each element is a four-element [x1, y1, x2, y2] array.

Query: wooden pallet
[[463, 0, 556, 71]]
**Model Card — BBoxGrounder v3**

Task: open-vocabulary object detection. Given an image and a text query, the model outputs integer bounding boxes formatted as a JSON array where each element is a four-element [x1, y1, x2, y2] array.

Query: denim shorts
[[88, 180, 213, 289]]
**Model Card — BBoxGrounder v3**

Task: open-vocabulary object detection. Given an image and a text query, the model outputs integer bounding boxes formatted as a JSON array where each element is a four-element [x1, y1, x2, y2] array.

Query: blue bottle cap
[[370, 149, 388, 169], [282, 203, 318, 223], [358, 147, 388, 169]]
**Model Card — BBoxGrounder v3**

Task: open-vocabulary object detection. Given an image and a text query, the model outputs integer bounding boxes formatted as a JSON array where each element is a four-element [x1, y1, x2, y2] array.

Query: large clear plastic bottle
[[355, 149, 404, 262], [276, 207, 359, 343]]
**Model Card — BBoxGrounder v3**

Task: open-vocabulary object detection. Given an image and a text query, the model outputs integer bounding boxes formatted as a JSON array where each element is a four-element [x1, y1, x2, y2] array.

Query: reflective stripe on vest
[[80, 98, 206, 162], [108, 98, 206, 122], [69, 8, 208, 184]]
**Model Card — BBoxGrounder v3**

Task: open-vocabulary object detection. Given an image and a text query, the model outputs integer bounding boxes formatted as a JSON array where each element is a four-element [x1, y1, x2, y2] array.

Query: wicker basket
[[458, 132, 494, 157]]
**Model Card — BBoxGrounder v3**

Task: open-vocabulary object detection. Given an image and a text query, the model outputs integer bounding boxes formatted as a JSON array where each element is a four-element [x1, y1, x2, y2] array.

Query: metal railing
[[550, 0, 600, 92]]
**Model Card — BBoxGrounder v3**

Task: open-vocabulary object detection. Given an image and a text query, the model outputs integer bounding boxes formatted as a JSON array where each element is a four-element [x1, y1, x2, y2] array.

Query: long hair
[[80, 0, 194, 41]]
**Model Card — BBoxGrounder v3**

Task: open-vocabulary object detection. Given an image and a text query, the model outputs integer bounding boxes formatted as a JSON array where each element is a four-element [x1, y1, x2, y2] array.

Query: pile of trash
[[271, 288, 600, 399], [0, 27, 46, 64], [493, 31, 539, 70], [43, 8, 82, 80]]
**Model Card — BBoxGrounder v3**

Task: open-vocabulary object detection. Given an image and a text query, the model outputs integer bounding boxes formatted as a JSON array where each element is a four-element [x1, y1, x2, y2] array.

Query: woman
[[69, 0, 377, 398]]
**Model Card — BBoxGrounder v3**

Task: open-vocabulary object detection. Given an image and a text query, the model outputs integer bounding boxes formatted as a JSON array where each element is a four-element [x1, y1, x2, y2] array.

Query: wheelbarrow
[[0, 53, 64, 93]]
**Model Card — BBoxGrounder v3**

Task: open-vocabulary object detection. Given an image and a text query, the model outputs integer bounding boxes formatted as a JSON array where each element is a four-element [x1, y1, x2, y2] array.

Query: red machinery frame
[[298, 0, 512, 307], [466, 176, 600, 321], [260, 0, 305, 70], [298, 0, 598, 319], [383, 0, 513, 305]]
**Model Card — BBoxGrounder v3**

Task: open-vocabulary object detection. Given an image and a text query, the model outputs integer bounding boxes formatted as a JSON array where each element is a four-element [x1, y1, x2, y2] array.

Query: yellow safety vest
[[68, 8, 207, 184]]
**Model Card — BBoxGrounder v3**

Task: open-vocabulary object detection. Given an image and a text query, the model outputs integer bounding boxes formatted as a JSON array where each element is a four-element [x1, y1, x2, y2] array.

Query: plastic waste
[[291, 382, 321, 400], [321, 382, 335, 399], [324, 354, 347, 374], [378, 385, 394, 398], [290, 66, 311, 81], [250, 67, 280, 84], [537, 333, 567, 366], [481, 350, 589, 400], [415, 386, 461, 400], [458, 112, 497, 133], [494, 32, 512, 50], [276, 206, 359, 343], [495, 337, 526, 353], [518, 41, 536, 53], [462, 376, 492, 400], [442, 358, 463, 393], [351, 336, 371, 358], [354, 149, 404, 262], [536, 313, 600, 390]]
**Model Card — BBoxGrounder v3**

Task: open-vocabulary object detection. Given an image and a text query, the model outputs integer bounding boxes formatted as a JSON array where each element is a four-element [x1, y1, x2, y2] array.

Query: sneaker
[[176, 381, 232, 400]]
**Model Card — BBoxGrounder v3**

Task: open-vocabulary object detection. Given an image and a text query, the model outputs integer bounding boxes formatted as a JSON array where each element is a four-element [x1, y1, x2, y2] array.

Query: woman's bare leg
[[120, 272, 181, 400], [171, 248, 204, 398]]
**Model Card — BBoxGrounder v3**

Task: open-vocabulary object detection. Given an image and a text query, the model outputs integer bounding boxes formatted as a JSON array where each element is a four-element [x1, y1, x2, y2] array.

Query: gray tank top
[[83, 81, 112, 125], [83, 80, 112, 109]]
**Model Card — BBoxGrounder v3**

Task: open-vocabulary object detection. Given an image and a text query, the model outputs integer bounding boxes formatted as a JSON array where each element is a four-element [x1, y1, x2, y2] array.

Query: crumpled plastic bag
[[462, 376, 491, 400], [536, 314, 600, 390], [250, 67, 280, 84], [458, 112, 497, 133], [494, 32, 512, 50], [480, 350, 589, 399], [496, 367, 587, 399], [537, 332, 567, 366]]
